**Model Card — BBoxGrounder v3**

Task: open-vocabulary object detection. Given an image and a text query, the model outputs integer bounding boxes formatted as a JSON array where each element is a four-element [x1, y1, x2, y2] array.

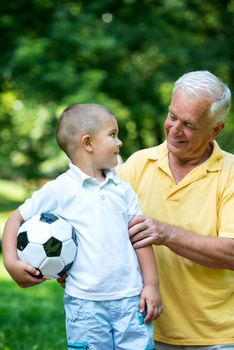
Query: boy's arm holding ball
[[2, 209, 45, 288]]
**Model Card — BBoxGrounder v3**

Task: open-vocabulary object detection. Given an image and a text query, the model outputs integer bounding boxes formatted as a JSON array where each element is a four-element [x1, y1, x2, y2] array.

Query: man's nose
[[170, 121, 183, 135]]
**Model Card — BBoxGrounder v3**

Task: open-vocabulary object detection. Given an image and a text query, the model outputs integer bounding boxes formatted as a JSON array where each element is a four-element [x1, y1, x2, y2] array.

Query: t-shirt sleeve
[[19, 181, 58, 221], [125, 184, 142, 221]]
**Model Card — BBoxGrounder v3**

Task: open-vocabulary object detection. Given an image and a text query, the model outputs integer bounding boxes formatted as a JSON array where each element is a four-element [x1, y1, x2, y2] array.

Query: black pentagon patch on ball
[[43, 237, 62, 257], [17, 231, 29, 251], [72, 228, 78, 246], [40, 213, 58, 224]]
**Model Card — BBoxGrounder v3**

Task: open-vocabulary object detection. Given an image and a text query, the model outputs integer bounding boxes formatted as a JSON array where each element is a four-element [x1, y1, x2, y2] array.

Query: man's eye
[[169, 114, 176, 120], [185, 124, 196, 131]]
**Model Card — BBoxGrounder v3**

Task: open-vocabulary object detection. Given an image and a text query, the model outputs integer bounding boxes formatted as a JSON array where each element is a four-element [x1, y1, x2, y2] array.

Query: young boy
[[2, 103, 163, 350]]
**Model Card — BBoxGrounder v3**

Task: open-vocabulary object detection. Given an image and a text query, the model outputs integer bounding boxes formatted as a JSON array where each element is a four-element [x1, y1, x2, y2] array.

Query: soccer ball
[[17, 213, 78, 280]]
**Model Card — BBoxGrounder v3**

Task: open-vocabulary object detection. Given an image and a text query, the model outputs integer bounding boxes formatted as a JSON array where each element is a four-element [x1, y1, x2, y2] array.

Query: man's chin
[[168, 139, 187, 150], [168, 142, 181, 152]]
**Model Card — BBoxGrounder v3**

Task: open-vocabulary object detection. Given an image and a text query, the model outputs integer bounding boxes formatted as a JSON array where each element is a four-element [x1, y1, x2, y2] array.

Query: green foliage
[[0, 276, 66, 350], [0, 0, 234, 179]]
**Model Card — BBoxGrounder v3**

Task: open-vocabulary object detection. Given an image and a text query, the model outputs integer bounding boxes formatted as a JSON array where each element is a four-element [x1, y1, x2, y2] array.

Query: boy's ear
[[81, 134, 93, 152]]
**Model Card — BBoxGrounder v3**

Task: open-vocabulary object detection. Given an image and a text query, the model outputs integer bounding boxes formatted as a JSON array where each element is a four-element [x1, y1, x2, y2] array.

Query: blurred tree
[[0, 0, 233, 179]]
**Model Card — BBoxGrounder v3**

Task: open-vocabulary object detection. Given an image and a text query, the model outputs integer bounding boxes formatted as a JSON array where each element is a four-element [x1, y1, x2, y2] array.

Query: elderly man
[[118, 71, 234, 349]]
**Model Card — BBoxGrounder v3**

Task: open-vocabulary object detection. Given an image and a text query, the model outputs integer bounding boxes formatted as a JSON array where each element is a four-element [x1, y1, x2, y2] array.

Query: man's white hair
[[173, 70, 231, 123]]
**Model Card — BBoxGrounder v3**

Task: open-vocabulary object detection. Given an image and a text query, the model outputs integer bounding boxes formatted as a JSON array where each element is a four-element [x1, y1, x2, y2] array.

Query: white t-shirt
[[19, 163, 143, 300]]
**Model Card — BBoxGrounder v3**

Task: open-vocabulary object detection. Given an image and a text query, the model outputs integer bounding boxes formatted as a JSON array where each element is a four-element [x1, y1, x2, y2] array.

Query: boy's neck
[[72, 161, 106, 182], [93, 170, 106, 183]]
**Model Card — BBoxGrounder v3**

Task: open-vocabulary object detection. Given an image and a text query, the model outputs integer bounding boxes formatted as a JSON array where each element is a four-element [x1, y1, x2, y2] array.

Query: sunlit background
[[1, 0, 233, 180]]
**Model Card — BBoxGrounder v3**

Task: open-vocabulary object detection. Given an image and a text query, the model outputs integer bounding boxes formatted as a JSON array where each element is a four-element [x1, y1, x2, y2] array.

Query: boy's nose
[[118, 139, 123, 148]]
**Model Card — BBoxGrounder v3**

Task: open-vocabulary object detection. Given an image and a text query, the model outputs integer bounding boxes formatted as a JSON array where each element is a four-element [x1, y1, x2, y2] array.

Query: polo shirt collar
[[204, 141, 223, 172], [68, 163, 120, 185], [147, 140, 223, 172], [147, 141, 167, 161], [104, 169, 120, 185]]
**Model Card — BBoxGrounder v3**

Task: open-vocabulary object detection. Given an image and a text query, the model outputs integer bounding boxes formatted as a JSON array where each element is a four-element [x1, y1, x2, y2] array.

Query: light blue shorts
[[64, 293, 155, 350]]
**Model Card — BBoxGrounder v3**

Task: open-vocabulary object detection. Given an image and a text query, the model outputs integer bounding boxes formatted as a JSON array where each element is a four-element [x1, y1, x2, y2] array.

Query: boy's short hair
[[56, 103, 114, 159]]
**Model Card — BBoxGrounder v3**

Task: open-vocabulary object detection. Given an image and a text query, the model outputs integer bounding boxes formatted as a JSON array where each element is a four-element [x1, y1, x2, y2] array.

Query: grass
[[0, 256, 67, 350]]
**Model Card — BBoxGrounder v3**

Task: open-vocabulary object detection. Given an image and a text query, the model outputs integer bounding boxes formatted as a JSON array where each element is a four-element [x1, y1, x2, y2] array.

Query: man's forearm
[[162, 222, 234, 270], [129, 215, 234, 270]]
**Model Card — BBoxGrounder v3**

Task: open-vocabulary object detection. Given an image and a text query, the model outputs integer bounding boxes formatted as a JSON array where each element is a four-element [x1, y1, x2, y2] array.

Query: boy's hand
[[7, 259, 46, 288], [139, 285, 163, 323], [57, 272, 67, 288]]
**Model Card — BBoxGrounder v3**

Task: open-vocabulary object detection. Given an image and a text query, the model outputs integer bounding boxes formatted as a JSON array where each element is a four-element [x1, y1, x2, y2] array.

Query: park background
[[0, 0, 233, 349]]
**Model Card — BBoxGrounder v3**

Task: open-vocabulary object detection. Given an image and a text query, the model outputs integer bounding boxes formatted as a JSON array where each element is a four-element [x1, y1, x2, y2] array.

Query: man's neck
[[168, 144, 213, 184]]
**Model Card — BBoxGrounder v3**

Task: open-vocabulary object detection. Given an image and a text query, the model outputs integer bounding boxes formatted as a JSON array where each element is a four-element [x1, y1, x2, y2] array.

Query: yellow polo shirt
[[118, 141, 234, 345]]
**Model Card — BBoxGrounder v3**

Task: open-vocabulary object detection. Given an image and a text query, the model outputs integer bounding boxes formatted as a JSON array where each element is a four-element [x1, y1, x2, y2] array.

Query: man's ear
[[81, 134, 93, 152], [212, 122, 225, 138]]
